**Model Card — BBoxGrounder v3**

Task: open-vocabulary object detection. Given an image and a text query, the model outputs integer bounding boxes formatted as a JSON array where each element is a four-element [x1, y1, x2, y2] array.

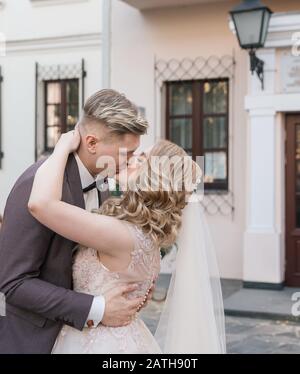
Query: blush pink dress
[[52, 223, 162, 354]]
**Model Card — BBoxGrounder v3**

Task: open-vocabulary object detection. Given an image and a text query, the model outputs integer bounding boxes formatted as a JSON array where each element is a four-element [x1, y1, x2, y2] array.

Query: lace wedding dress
[[52, 222, 162, 354]]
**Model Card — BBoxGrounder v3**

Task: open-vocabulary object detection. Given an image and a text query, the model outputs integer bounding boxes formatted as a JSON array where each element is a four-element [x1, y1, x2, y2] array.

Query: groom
[[0, 89, 150, 354]]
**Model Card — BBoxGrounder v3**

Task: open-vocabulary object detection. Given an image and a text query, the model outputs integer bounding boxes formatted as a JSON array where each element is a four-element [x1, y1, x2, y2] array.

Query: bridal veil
[[154, 197, 226, 354]]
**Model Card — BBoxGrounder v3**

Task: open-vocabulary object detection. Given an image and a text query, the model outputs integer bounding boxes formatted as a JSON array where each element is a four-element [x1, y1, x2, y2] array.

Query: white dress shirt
[[74, 153, 105, 328]]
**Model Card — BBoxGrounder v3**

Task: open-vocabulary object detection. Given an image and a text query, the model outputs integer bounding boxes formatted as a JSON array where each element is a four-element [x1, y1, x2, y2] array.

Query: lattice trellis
[[37, 62, 83, 82], [154, 54, 236, 217], [200, 191, 234, 216], [155, 54, 235, 87]]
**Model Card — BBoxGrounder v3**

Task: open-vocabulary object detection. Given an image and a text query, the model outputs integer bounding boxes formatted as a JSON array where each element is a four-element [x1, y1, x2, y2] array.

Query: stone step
[[224, 287, 300, 323]]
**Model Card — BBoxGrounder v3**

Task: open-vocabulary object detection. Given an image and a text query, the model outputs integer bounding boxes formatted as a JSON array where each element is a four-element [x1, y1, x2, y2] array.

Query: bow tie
[[82, 178, 108, 193], [82, 181, 97, 194], [82, 178, 108, 208]]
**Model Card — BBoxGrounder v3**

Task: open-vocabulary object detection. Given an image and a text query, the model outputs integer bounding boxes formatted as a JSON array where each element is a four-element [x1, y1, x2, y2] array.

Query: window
[[44, 79, 79, 151], [166, 79, 229, 191]]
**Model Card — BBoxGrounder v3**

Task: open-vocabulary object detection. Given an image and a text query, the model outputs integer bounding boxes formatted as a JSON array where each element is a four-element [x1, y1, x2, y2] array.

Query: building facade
[[1, 0, 300, 289], [111, 0, 300, 288]]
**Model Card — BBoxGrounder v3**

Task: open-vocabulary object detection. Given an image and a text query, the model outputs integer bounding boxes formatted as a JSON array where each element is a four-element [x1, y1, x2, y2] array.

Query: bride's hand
[[55, 128, 81, 154]]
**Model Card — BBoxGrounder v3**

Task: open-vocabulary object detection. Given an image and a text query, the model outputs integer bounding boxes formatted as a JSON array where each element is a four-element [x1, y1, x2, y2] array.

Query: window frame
[[44, 78, 79, 152], [166, 78, 229, 192]]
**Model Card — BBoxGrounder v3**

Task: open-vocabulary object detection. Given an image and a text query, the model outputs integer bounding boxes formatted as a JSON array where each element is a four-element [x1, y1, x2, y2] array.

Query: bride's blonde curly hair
[[99, 140, 201, 247]]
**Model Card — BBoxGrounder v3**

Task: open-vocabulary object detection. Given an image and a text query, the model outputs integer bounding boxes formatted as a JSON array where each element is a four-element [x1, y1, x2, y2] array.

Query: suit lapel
[[65, 153, 85, 210], [65, 154, 111, 255], [66, 154, 111, 208]]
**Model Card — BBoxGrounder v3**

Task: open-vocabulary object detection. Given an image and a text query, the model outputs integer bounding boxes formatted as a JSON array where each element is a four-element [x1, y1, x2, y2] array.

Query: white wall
[[111, 0, 249, 279], [0, 0, 102, 40], [0, 0, 103, 213]]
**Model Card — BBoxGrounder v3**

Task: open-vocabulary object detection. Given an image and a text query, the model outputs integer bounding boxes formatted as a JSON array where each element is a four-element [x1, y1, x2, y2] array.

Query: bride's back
[[73, 222, 161, 300]]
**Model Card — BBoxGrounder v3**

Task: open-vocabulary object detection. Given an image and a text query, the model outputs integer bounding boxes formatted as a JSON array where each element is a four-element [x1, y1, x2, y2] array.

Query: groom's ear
[[85, 134, 98, 154]]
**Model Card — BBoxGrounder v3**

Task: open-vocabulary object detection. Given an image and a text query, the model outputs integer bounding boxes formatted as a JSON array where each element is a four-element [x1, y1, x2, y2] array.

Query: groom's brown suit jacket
[[0, 154, 105, 354]]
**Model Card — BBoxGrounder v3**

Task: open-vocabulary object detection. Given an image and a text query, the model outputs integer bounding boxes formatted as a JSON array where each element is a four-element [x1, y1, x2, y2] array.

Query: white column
[[102, 0, 112, 88], [243, 48, 284, 285], [243, 109, 283, 285]]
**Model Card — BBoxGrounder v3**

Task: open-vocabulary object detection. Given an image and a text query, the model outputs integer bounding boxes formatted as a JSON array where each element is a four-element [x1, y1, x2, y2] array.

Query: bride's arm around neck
[[28, 130, 134, 262]]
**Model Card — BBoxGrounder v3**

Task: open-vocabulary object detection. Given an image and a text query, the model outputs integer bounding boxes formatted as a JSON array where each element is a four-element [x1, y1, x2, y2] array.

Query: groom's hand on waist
[[101, 284, 144, 327]]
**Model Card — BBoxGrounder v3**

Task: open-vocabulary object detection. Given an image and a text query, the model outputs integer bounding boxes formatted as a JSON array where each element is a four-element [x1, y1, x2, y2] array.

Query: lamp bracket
[[249, 49, 264, 90]]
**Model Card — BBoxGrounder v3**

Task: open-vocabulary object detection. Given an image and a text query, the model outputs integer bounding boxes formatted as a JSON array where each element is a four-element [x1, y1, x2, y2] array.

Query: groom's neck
[[76, 148, 97, 178]]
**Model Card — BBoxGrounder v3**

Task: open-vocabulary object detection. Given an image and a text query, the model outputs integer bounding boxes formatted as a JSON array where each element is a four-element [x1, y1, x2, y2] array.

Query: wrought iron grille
[[200, 191, 234, 216], [155, 54, 235, 87], [34, 59, 86, 161], [154, 54, 236, 217], [37, 62, 83, 82]]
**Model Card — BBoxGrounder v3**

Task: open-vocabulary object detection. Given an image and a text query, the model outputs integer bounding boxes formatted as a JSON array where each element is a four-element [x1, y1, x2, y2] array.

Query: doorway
[[286, 113, 300, 286]]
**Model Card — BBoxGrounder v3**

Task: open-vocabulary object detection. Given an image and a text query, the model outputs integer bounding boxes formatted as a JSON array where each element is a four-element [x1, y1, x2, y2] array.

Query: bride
[[28, 129, 226, 354]]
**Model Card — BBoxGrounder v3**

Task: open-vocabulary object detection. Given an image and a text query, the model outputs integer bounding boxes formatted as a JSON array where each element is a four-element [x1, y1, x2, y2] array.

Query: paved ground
[[140, 300, 300, 354], [226, 316, 300, 354], [140, 276, 300, 354]]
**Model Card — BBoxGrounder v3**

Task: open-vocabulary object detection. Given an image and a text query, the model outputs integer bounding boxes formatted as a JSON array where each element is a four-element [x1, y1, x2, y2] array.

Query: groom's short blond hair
[[80, 89, 148, 136]]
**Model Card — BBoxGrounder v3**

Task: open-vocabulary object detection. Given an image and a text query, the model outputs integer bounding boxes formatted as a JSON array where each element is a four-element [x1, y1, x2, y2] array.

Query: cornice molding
[[6, 32, 102, 54]]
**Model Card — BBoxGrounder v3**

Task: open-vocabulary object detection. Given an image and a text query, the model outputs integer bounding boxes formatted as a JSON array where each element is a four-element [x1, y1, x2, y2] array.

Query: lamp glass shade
[[230, 2, 272, 49], [260, 9, 271, 45]]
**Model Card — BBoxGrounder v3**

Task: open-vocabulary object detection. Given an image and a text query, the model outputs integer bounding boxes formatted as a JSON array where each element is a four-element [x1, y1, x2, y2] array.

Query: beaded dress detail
[[52, 223, 162, 354]]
